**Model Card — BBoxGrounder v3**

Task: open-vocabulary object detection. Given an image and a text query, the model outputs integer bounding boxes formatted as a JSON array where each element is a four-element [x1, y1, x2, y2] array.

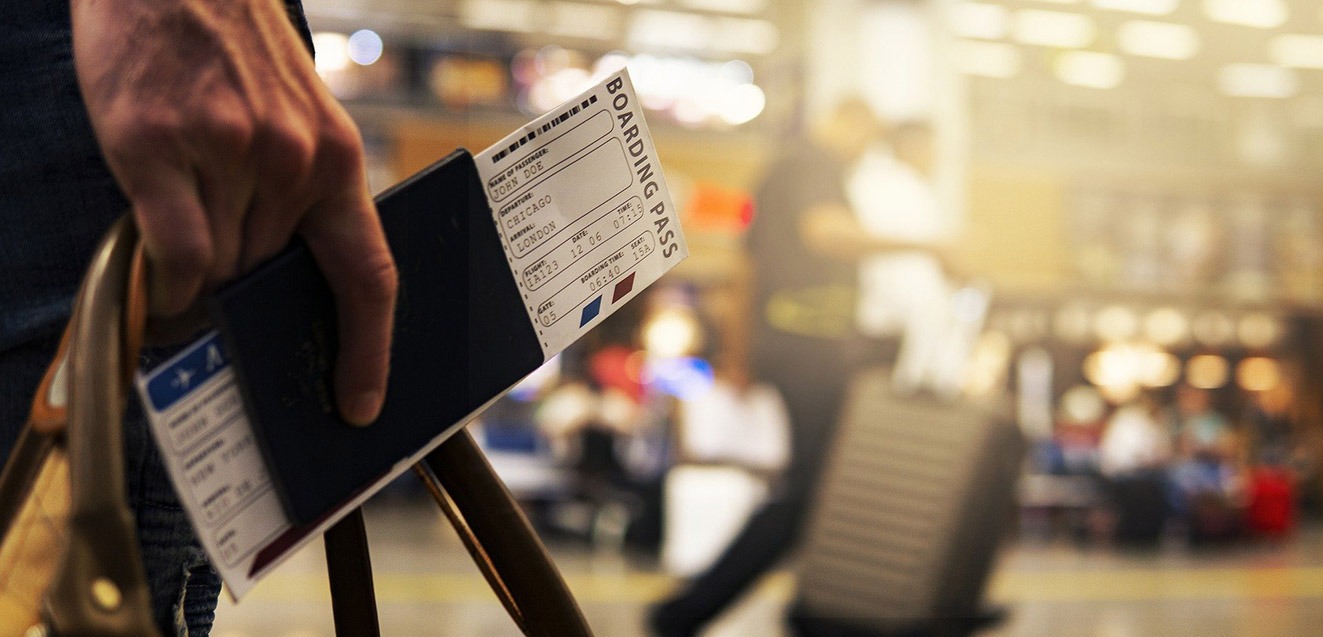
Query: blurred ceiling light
[[1218, 63, 1298, 98], [679, 0, 767, 14], [461, 0, 535, 32], [529, 67, 593, 112], [594, 51, 632, 77], [1117, 21, 1200, 60], [951, 2, 1011, 40], [1144, 308, 1190, 346], [347, 30, 383, 66], [1083, 349, 1134, 400], [1204, 0, 1287, 29], [312, 32, 351, 73], [1060, 385, 1106, 425], [1083, 343, 1174, 401], [1237, 357, 1282, 392], [1270, 34, 1323, 69], [1094, 305, 1139, 342], [1139, 351, 1182, 388], [1186, 354, 1230, 389], [953, 40, 1022, 78], [1192, 311, 1236, 346], [1056, 51, 1124, 89], [711, 17, 780, 55], [643, 308, 703, 358], [719, 83, 766, 125], [718, 59, 755, 84], [548, 3, 620, 40], [1014, 10, 1097, 48], [673, 97, 709, 126], [629, 10, 712, 51], [1092, 0, 1178, 15], [1238, 313, 1283, 349]]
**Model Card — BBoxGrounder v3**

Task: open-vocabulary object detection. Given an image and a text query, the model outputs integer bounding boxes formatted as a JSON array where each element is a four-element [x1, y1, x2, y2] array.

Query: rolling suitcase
[[790, 369, 1024, 637]]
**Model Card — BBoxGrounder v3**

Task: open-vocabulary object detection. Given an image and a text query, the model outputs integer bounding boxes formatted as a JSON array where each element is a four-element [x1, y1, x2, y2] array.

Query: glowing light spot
[[348, 29, 384, 66]]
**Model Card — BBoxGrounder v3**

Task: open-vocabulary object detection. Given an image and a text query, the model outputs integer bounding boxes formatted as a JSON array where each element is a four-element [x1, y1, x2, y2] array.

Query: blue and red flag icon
[[580, 271, 638, 328]]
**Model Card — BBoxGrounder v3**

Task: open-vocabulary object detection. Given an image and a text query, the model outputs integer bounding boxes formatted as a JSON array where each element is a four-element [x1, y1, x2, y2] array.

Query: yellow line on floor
[[988, 566, 1323, 601], [233, 567, 1323, 605]]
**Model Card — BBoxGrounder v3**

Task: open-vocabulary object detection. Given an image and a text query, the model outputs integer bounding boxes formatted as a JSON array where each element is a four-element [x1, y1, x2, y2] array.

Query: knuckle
[[155, 235, 214, 281], [316, 119, 366, 177], [197, 110, 254, 154], [110, 113, 181, 154], [257, 119, 316, 177]]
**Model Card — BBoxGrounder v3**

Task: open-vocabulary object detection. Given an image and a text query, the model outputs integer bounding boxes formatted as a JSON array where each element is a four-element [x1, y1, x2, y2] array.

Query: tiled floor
[[211, 499, 1323, 636]]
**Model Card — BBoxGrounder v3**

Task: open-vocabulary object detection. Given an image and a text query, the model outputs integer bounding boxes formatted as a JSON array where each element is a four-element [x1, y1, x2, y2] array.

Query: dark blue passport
[[208, 149, 545, 525]]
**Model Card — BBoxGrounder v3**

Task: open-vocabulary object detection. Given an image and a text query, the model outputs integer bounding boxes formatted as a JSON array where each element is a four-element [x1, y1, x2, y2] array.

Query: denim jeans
[[1, 1, 311, 634]]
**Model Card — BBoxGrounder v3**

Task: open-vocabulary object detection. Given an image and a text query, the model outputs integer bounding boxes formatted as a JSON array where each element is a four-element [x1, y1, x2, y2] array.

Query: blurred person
[[1243, 381, 1295, 468], [1, 0, 396, 633], [849, 120, 964, 395], [649, 98, 952, 637], [1241, 383, 1300, 537], [1053, 403, 1105, 477], [1099, 394, 1173, 478], [1167, 385, 1246, 541], [1173, 384, 1237, 462], [1098, 395, 1174, 544]]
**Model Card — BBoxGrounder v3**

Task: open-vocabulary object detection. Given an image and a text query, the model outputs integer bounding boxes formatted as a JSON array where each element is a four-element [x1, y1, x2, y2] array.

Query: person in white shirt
[[849, 121, 969, 395]]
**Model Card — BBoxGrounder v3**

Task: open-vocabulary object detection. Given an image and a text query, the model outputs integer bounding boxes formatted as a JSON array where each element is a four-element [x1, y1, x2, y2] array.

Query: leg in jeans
[[124, 392, 222, 637]]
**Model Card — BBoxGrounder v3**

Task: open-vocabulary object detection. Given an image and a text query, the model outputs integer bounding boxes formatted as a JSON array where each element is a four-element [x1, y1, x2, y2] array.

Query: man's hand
[[72, 0, 396, 425]]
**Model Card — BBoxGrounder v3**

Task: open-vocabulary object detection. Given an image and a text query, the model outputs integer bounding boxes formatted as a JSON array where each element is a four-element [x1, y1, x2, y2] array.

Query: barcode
[[492, 95, 600, 164]]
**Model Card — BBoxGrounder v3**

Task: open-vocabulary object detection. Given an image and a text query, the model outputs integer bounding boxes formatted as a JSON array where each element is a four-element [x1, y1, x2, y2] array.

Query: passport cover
[[208, 149, 545, 524]]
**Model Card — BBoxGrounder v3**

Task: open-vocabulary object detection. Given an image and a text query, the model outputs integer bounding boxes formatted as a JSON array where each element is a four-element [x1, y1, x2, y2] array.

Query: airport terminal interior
[[214, 0, 1323, 634]]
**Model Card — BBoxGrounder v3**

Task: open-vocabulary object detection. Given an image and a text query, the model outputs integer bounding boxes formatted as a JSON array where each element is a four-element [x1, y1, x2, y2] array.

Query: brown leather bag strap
[[322, 432, 593, 637], [418, 429, 594, 637], [43, 215, 160, 636], [412, 462, 529, 633], [325, 507, 382, 637]]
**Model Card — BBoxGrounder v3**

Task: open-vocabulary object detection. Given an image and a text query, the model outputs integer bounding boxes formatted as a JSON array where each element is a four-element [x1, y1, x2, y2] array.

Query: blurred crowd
[[1028, 380, 1308, 546]]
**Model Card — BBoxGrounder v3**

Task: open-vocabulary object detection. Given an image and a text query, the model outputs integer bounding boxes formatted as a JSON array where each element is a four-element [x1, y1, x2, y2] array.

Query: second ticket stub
[[476, 68, 688, 356]]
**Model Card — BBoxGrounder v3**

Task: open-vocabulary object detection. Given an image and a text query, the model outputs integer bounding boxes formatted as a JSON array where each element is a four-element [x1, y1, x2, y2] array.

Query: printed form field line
[[486, 108, 612, 203], [497, 137, 634, 260], [536, 231, 656, 328], [521, 196, 644, 291]]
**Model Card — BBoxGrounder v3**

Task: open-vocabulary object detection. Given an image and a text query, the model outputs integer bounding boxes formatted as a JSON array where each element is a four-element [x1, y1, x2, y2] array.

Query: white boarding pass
[[134, 68, 686, 598]]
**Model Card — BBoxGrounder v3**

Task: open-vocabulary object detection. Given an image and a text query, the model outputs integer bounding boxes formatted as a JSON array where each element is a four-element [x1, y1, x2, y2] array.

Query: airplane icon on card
[[171, 367, 196, 391]]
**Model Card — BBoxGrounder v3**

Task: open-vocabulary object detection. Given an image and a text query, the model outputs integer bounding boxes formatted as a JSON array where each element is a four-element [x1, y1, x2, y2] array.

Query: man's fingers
[[239, 118, 318, 270], [127, 168, 214, 317], [197, 167, 254, 286], [300, 191, 397, 426]]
